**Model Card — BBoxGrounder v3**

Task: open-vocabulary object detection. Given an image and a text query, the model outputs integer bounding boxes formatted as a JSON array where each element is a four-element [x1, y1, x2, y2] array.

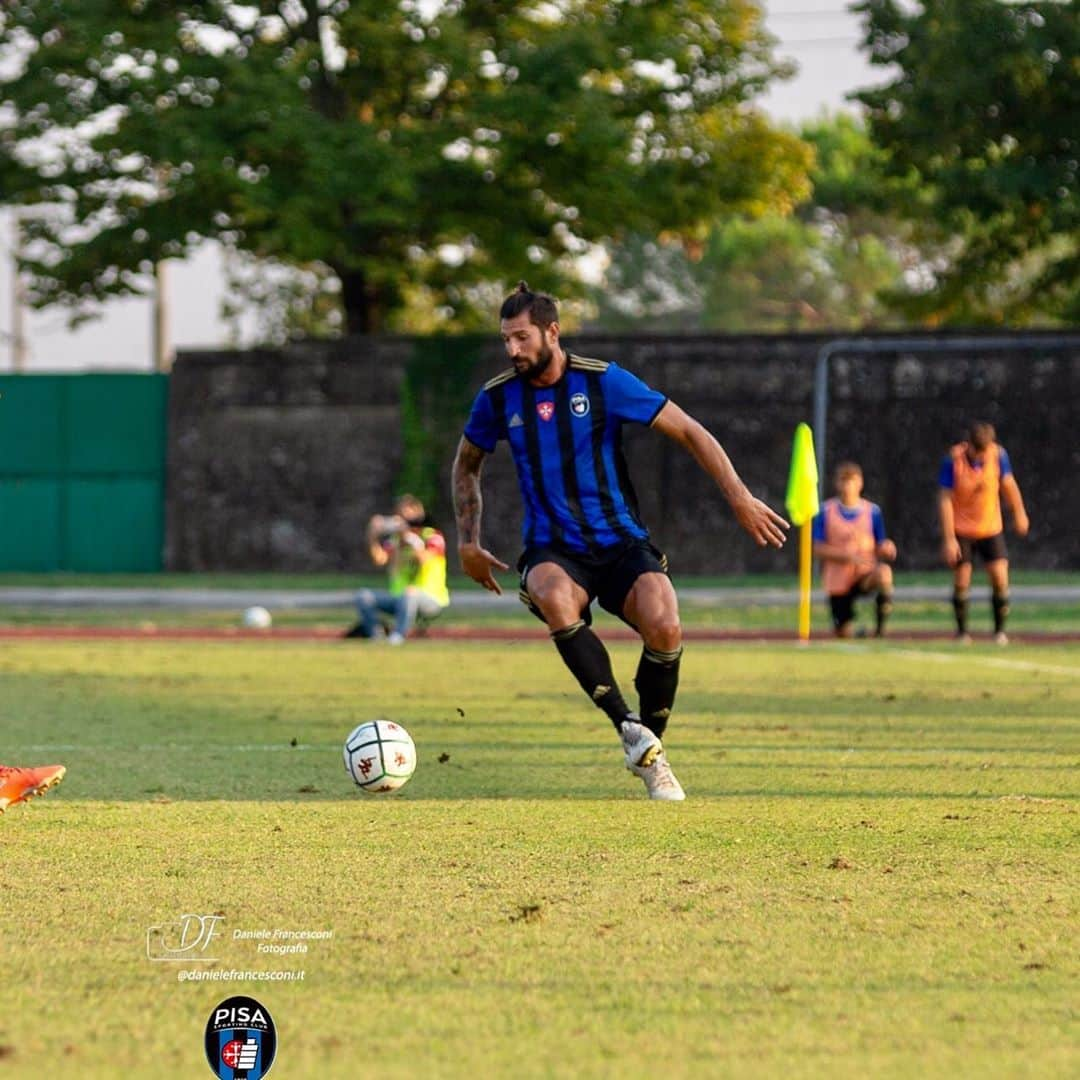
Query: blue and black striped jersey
[[463, 353, 668, 553]]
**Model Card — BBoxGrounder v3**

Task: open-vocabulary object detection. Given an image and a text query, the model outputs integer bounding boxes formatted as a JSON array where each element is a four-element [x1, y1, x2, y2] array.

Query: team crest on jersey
[[570, 393, 590, 417], [537, 401, 555, 422]]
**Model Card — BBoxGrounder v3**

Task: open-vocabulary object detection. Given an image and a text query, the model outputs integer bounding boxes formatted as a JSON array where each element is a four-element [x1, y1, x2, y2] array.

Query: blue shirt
[[939, 446, 1012, 488], [812, 501, 886, 543], [463, 354, 668, 553]]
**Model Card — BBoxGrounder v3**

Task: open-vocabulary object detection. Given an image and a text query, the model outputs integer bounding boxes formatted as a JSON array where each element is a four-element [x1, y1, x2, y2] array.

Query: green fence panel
[[67, 375, 169, 472], [65, 478, 164, 572], [0, 377, 66, 474], [0, 374, 168, 571], [0, 478, 63, 570]]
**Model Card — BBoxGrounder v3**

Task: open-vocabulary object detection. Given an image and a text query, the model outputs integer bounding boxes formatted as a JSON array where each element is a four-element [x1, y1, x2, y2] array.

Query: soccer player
[[451, 282, 788, 800], [0, 763, 66, 814], [812, 462, 897, 638], [939, 421, 1029, 645], [344, 494, 450, 644]]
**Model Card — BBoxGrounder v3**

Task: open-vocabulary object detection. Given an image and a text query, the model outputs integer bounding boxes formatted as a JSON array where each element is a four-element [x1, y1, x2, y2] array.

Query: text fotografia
[[234, 929, 333, 954]]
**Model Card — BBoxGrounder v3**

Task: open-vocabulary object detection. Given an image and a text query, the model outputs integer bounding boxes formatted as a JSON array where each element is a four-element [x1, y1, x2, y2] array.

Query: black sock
[[634, 645, 682, 738], [552, 621, 632, 731], [875, 592, 893, 637], [952, 589, 969, 634], [992, 591, 1010, 633]]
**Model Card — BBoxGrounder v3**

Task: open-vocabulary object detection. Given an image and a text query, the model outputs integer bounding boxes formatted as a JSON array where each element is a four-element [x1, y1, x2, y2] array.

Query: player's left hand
[[878, 539, 898, 562], [1014, 513, 1030, 537], [459, 542, 509, 594], [732, 495, 789, 548]]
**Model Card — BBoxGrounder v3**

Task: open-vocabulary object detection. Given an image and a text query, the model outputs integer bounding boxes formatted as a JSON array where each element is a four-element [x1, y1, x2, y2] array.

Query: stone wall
[[166, 331, 1080, 573]]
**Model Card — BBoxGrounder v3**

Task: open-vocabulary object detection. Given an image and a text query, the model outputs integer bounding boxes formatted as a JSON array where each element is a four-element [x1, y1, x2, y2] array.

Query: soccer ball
[[343, 720, 417, 794], [242, 605, 272, 629]]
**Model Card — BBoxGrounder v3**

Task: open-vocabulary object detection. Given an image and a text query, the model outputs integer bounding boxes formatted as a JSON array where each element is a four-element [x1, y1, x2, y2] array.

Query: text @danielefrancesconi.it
[[179, 968, 307, 983], [146, 915, 333, 983]]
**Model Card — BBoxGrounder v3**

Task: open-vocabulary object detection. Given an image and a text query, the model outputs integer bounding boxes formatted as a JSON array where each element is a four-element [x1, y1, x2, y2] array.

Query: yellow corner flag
[[785, 424, 820, 642], [785, 423, 820, 526]]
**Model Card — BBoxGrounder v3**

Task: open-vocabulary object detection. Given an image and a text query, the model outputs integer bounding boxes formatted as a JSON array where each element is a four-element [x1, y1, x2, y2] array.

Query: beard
[[514, 340, 554, 380]]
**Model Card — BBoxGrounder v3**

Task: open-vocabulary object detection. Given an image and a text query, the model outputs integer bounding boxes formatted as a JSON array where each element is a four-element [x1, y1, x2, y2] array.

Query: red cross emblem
[[221, 1041, 245, 1068], [537, 401, 554, 421]]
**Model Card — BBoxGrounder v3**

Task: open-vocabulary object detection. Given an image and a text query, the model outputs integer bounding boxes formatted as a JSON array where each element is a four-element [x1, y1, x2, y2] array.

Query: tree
[[0, 1, 811, 334], [595, 210, 905, 332], [853, 0, 1080, 324], [594, 114, 911, 331], [220, 253, 343, 345]]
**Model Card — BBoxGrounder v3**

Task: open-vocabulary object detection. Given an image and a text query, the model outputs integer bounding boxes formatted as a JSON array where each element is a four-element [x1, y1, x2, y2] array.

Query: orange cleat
[[0, 764, 66, 813]]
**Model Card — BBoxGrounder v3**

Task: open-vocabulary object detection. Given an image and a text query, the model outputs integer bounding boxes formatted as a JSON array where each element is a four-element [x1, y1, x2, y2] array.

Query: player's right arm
[[938, 489, 961, 567], [813, 540, 870, 566], [937, 455, 961, 566], [812, 537, 878, 571], [452, 436, 509, 594], [366, 515, 393, 567], [810, 509, 846, 564]]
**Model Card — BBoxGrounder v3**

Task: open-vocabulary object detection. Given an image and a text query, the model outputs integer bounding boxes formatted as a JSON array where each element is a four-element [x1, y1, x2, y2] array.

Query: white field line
[[887, 647, 1080, 679], [18, 744, 324, 752]]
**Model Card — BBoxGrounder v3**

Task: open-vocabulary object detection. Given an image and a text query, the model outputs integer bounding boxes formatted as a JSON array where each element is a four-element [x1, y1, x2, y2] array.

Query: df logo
[[146, 914, 223, 962]]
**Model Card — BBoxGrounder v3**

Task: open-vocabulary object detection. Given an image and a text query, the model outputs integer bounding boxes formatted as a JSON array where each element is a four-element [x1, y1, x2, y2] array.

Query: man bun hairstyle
[[500, 280, 559, 330]]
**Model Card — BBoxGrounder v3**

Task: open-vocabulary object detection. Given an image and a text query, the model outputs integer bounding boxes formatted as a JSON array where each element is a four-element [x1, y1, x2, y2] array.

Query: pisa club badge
[[204, 995, 277, 1079]]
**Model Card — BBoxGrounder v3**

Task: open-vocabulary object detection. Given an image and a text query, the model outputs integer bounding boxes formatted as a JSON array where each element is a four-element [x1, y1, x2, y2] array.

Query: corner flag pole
[[785, 423, 820, 643]]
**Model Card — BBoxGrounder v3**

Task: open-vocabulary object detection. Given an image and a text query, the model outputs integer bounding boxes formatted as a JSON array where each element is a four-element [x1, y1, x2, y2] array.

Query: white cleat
[[630, 751, 686, 801], [994, 631, 1009, 646], [619, 718, 661, 769]]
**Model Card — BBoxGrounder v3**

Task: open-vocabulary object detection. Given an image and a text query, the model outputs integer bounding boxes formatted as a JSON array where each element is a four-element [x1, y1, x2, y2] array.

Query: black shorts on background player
[[518, 540, 669, 628], [957, 533, 1008, 565], [829, 578, 874, 630]]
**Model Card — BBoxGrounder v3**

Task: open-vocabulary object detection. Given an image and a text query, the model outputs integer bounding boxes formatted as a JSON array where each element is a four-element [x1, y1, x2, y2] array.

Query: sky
[[1, 3, 887, 374]]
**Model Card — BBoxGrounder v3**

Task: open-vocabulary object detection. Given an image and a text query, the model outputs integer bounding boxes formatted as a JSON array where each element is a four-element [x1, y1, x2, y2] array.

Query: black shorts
[[829, 577, 875, 629], [957, 533, 1008, 565], [517, 540, 670, 628]]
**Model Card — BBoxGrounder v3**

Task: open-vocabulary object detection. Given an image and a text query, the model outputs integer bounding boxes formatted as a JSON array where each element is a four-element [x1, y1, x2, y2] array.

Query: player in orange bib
[[812, 462, 897, 638], [939, 421, 1029, 644]]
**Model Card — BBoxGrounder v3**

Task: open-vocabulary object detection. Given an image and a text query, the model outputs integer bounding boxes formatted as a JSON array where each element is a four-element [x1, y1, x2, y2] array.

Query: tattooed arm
[[452, 436, 509, 594]]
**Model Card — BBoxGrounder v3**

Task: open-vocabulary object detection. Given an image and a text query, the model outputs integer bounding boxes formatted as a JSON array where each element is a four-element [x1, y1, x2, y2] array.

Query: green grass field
[[2, 638, 1077, 1078]]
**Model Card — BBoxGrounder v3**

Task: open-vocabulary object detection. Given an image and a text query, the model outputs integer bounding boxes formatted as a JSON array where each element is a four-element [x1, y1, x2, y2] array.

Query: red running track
[[0, 626, 1078, 644]]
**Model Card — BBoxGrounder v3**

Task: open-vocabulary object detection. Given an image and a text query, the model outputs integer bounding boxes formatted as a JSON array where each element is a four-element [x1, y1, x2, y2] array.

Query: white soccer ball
[[242, 605, 272, 629], [343, 720, 417, 794]]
